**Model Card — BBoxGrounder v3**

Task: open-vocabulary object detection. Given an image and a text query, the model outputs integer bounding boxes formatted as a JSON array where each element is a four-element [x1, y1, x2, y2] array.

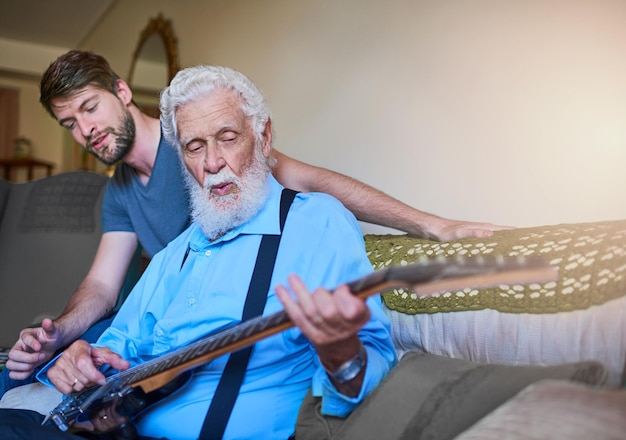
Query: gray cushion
[[0, 172, 107, 347], [296, 352, 608, 440], [456, 380, 626, 440]]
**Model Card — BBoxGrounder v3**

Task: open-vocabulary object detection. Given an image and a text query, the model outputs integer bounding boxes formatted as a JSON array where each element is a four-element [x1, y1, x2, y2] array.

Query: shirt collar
[[188, 174, 284, 250]]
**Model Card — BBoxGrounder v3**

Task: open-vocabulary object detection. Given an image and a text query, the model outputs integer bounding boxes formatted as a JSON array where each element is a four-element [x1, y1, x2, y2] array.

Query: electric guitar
[[43, 256, 557, 435]]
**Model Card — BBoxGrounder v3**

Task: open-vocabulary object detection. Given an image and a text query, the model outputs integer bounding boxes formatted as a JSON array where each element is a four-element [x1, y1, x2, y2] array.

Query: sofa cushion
[[0, 178, 9, 221], [364, 220, 626, 387], [300, 352, 607, 440], [0, 382, 61, 415], [456, 380, 626, 439], [0, 172, 107, 347]]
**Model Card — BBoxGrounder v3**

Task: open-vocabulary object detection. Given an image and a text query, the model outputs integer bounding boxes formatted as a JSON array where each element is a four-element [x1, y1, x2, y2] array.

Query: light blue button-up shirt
[[43, 175, 396, 439]]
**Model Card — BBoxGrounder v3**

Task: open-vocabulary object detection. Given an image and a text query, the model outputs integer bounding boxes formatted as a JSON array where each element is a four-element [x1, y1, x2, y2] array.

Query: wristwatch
[[324, 343, 367, 383]]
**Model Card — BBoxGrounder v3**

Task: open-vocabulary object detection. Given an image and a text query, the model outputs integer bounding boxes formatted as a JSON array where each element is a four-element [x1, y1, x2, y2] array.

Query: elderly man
[[0, 65, 396, 439]]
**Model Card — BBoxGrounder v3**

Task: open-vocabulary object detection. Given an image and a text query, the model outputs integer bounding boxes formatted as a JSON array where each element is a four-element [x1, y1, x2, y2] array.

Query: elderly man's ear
[[262, 119, 273, 158]]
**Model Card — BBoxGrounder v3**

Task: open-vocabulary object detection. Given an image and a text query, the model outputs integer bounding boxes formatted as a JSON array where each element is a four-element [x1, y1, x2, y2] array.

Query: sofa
[[0, 171, 140, 350], [367, 220, 626, 388], [320, 220, 626, 439], [0, 171, 109, 349], [1, 172, 625, 438]]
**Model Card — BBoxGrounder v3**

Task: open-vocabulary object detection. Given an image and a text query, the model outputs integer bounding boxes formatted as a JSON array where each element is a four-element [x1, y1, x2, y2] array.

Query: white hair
[[160, 65, 273, 163]]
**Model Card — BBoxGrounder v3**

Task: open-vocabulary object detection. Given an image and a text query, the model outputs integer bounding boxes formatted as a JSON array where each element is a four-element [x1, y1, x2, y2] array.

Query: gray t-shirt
[[101, 134, 191, 258]]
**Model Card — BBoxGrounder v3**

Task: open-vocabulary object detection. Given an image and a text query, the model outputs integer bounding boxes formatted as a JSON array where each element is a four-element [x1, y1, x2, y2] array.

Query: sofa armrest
[[364, 220, 626, 387]]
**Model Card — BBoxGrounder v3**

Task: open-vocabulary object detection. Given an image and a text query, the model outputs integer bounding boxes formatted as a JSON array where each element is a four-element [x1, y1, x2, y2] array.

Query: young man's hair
[[40, 50, 121, 118]]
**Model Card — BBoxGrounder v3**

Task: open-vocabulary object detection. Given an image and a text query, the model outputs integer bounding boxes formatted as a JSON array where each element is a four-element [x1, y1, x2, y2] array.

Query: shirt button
[[189, 298, 196, 305], [205, 250, 212, 256]]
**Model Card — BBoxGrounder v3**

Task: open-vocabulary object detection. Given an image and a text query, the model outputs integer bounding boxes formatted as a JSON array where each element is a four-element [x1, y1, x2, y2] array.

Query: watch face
[[329, 345, 366, 383], [335, 360, 363, 382]]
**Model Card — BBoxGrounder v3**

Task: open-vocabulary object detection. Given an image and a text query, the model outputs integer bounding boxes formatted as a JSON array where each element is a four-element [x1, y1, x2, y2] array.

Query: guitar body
[[111, 370, 192, 419], [44, 371, 192, 435]]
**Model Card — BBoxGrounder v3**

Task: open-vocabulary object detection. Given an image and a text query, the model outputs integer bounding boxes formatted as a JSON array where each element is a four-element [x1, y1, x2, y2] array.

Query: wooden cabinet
[[0, 157, 55, 181]]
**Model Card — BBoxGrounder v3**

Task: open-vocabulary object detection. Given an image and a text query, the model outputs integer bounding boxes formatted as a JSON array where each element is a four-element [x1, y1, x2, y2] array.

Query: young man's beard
[[88, 108, 136, 165], [185, 146, 271, 240]]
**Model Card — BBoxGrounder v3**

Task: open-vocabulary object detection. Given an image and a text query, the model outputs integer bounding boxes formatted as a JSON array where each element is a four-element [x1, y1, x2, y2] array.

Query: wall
[[0, 38, 77, 172], [6, 0, 626, 231], [0, 73, 65, 168]]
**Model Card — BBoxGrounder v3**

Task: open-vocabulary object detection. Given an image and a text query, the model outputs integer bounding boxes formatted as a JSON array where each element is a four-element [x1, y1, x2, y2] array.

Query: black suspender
[[198, 188, 298, 440]]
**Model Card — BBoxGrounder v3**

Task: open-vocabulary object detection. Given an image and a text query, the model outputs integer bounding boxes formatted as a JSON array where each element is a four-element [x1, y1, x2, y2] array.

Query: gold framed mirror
[[128, 14, 180, 107]]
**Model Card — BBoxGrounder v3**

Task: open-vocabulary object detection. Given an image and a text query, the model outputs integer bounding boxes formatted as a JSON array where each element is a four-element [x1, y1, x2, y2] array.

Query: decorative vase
[[13, 137, 32, 158]]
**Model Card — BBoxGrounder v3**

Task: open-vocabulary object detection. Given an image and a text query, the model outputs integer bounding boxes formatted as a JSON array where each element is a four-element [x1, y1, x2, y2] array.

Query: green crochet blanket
[[364, 220, 626, 315]]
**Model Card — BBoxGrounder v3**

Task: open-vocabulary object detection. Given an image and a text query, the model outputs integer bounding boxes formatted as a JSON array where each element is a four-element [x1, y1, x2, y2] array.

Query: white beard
[[184, 148, 271, 240]]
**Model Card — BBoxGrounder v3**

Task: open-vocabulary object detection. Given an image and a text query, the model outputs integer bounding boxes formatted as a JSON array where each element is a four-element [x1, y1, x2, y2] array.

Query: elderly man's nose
[[203, 148, 226, 173]]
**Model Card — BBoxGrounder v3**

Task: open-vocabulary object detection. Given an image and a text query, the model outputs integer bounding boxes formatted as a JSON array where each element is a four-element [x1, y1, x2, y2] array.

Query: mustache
[[86, 127, 117, 149], [203, 172, 238, 190]]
